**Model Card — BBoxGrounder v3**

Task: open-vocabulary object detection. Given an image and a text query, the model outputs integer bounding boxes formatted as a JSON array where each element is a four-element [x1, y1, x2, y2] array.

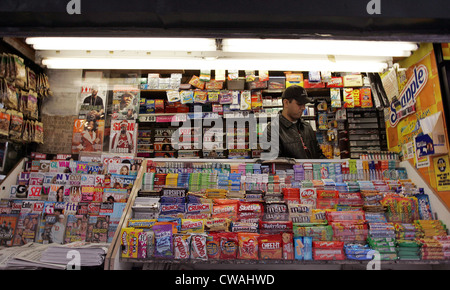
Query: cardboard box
[[343, 74, 363, 87], [415, 111, 448, 157]]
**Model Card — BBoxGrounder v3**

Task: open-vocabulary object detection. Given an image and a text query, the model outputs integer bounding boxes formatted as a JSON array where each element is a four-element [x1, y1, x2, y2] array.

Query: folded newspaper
[[0, 242, 109, 270]]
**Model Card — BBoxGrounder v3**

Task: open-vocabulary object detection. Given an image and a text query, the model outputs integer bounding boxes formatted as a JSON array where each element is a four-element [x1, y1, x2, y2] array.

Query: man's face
[[283, 98, 305, 122], [121, 124, 127, 133], [122, 94, 132, 106], [92, 90, 98, 97]]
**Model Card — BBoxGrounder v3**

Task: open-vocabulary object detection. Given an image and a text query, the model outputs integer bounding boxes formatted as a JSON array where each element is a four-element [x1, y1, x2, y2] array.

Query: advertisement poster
[[109, 119, 137, 154], [72, 119, 105, 154], [383, 43, 450, 206], [111, 85, 139, 120], [434, 155, 450, 191]]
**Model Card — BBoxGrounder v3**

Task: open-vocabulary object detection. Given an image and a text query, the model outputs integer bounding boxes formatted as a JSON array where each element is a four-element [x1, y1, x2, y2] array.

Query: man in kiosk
[[263, 85, 325, 160]]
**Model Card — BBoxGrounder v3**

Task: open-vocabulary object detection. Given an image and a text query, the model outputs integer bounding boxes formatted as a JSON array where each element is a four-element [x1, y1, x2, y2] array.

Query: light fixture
[[27, 37, 413, 72], [26, 37, 217, 52], [42, 57, 389, 72], [222, 39, 418, 57]]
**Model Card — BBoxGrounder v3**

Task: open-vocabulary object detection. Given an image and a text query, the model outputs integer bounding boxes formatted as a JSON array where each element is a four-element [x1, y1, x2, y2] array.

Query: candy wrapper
[[153, 224, 174, 259], [206, 233, 221, 259], [231, 221, 259, 233], [138, 231, 148, 259], [416, 194, 433, 220], [258, 234, 282, 260], [282, 232, 294, 260], [190, 234, 208, 260], [205, 218, 230, 232], [219, 232, 238, 260], [180, 219, 205, 234], [238, 233, 259, 260], [146, 230, 155, 259], [174, 234, 191, 260], [259, 220, 292, 234]]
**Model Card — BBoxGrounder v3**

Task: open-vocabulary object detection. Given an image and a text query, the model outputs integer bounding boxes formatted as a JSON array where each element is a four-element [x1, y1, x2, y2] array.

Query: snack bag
[[146, 230, 155, 259], [190, 233, 208, 260], [166, 90, 180, 103], [174, 233, 191, 260], [137, 231, 148, 259], [282, 232, 294, 260], [219, 232, 238, 260], [207, 90, 220, 103], [237, 233, 259, 260], [206, 233, 221, 259], [0, 109, 10, 137], [343, 88, 355, 108], [258, 234, 282, 260], [153, 224, 174, 258]]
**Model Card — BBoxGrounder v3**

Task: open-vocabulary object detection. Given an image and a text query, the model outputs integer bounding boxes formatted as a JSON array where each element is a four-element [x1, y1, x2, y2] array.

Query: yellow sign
[[434, 155, 450, 191]]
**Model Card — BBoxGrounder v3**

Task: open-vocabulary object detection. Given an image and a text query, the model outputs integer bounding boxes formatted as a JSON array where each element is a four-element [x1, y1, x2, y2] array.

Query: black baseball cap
[[281, 85, 312, 105]]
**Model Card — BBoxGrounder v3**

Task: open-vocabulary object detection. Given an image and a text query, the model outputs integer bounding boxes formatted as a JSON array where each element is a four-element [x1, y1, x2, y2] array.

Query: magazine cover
[[64, 214, 89, 243], [99, 202, 127, 243], [72, 118, 105, 154], [103, 188, 128, 203], [109, 119, 137, 154], [78, 85, 107, 120], [111, 85, 139, 120], [12, 212, 39, 246], [81, 186, 104, 202], [86, 215, 109, 243], [110, 174, 136, 190], [0, 214, 19, 246]]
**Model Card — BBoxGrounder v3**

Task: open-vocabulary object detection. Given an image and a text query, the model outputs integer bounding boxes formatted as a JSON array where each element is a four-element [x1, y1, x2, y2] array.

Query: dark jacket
[[262, 111, 325, 159]]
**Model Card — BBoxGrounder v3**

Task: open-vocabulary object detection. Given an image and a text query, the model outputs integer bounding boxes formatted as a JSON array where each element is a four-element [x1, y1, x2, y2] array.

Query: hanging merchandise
[[330, 88, 342, 108], [308, 71, 321, 83], [343, 88, 355, 108]]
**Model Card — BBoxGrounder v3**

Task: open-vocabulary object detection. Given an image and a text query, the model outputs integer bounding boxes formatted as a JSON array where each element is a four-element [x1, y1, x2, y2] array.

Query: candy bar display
[[0, 153, 141, 248], [118, 158, 450, 264]]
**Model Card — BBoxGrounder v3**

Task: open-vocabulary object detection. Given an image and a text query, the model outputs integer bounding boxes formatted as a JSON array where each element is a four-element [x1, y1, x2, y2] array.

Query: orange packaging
[[258, 234, 282, 260], [237, 233, 260, 260]]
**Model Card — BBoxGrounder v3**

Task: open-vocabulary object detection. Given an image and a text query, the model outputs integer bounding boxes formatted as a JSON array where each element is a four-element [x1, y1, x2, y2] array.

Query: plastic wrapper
[[219, 232, 238, 260], [190, 234, 208, 260], [205, 217, 230, 232], [174, 234, 191, 260], [206, 233, 221, 259], [180, 219, 205, 233], [153, 224, 174, 258], [237, 233, 259, 260]]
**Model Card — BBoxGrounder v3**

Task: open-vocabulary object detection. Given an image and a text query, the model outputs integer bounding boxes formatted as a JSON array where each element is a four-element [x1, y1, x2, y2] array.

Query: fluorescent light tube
[[42, 57, 389, 72], [26, 37, 217, 52], [222, 39, 418, 57]]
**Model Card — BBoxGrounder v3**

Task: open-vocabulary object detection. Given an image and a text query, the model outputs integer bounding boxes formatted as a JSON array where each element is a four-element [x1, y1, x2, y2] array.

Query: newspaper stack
[[39, 241, 110, 268]]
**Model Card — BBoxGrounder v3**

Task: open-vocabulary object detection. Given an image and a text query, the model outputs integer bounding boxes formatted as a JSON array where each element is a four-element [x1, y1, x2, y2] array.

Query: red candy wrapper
[[206, 233, 221, 259], [219, 232, 238, 260], [237, 233, 259, 260], [190, 234, 208, 260], [174, 234, 191, 260]]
